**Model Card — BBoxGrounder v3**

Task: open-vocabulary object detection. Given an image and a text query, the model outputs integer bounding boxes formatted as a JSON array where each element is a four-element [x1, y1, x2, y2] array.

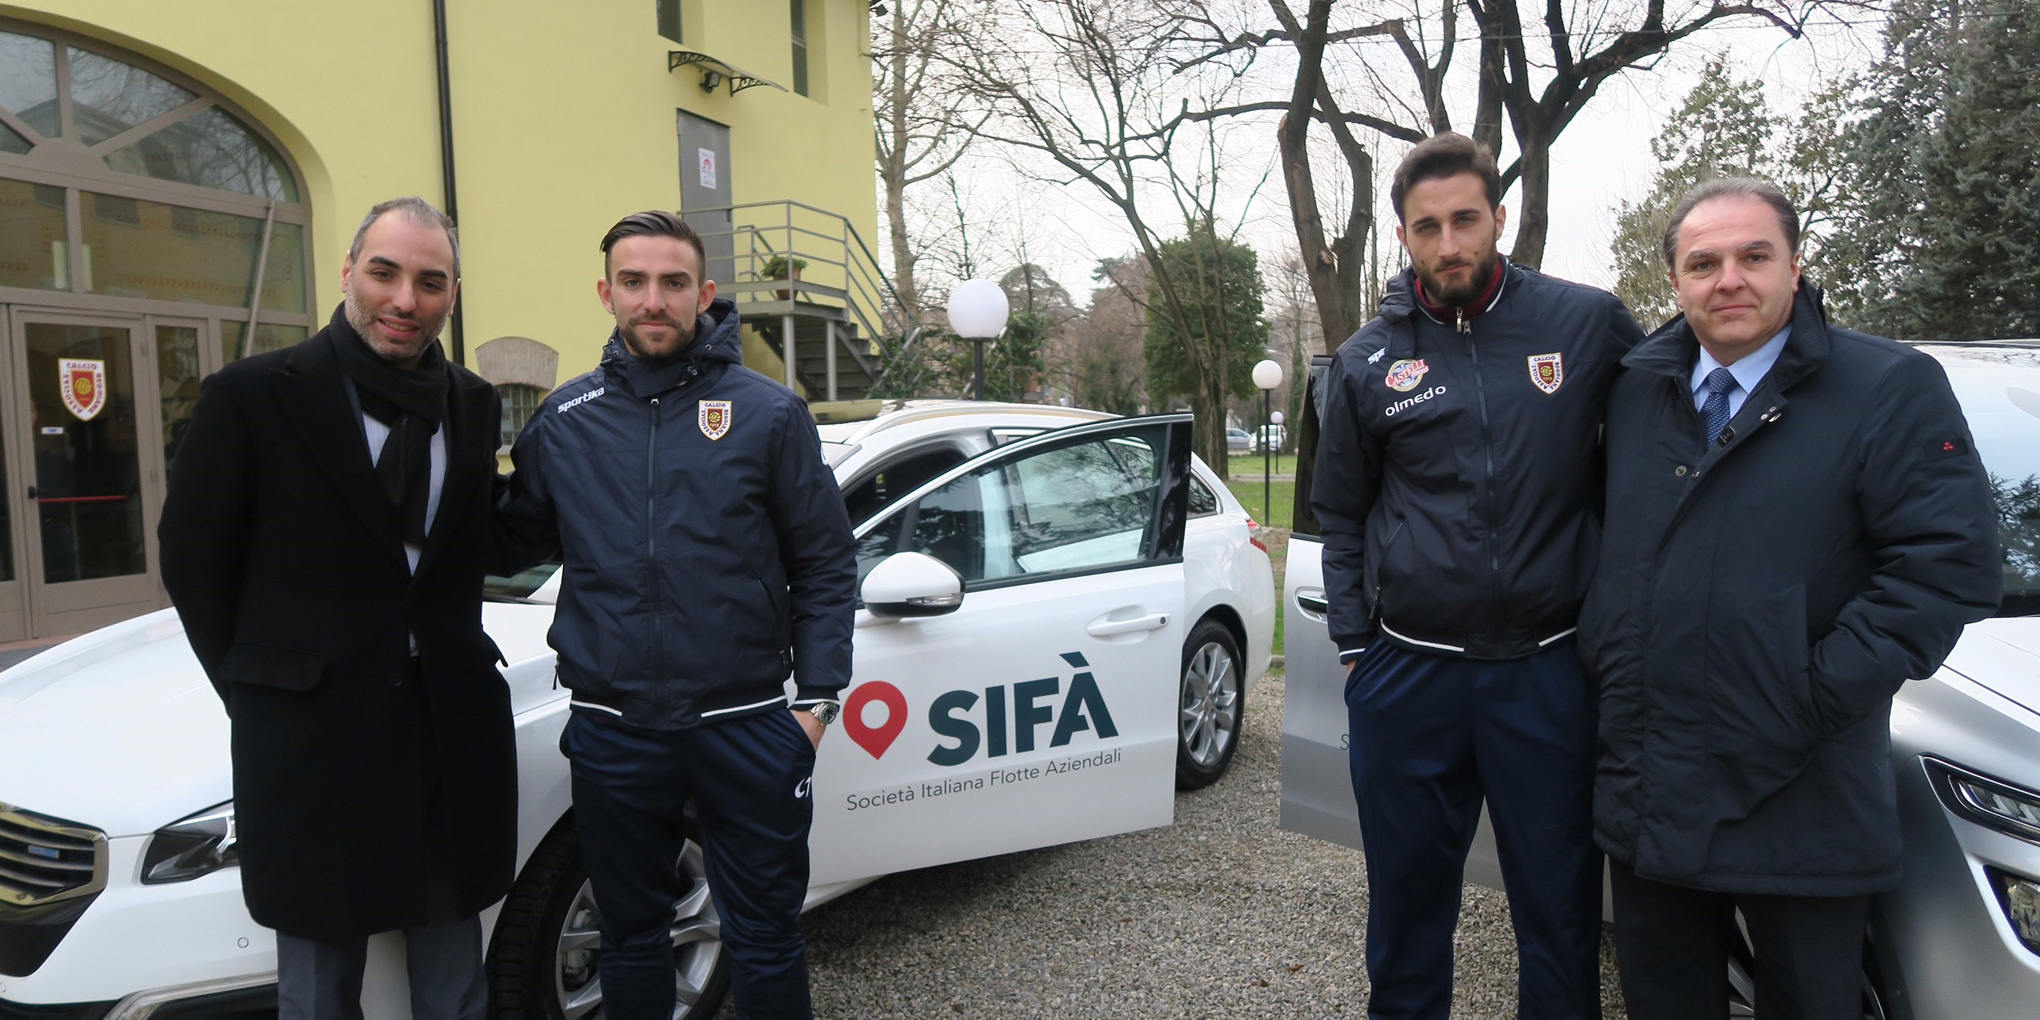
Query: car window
[[857, 425, 1170, 587], [842, 446, 969, 528], [1930, 344, 2040, 617], [1290, 356, 1331, 537], [1188, 475, 1218, 518], [485, 562, 559, 600]]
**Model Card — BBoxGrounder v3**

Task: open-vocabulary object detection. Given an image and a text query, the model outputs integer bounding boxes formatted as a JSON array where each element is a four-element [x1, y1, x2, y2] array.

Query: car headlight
[[1923, 756, 2040, 843], [1989, 869, 2040, 955], [139, 801, 238, 884]]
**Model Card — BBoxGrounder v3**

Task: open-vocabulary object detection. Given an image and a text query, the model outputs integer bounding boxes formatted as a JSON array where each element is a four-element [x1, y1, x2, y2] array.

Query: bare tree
[[944, 0, 1264, 472], [1181, 0, 1840, 271], [873, 0, 983, 325]]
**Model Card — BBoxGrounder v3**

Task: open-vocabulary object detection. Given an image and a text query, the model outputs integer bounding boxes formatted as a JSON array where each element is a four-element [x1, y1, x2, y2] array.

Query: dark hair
[[349, 197, 460, 277], [1662, 178, 1800, 271], [600, 211, 707, 277], [1390, 133, 1502, 223]]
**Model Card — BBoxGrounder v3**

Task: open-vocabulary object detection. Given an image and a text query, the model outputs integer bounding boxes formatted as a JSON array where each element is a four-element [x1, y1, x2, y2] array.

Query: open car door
[[1280, 358, 1505, 886], [809, 414, 1193, 886]]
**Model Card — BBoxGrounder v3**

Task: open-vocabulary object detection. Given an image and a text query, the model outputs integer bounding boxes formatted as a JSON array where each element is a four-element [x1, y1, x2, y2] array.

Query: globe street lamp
[[946, 280, 1010, 401], [1252, 358, 1283, 521]]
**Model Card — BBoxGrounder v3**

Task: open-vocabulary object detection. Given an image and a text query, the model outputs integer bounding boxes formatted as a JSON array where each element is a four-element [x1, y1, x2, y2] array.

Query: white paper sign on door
[[698, 148, 717, 189]]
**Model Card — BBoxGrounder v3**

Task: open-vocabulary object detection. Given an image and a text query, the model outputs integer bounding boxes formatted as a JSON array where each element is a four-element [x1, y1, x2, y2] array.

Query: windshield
[[485, 562, 559, 601], [1926, 344, 2040, 617]]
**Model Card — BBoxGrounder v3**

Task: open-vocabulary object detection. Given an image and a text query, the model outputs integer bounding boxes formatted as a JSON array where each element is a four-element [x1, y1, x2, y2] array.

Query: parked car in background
[[0, 404, 1275, 1020], [1226, 427, 1253, 455], [1255, 424, 1286, 453], [1278, 342, 2040, 1019]]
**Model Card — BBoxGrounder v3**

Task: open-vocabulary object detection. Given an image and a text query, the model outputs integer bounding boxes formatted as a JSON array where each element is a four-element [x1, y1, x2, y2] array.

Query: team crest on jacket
[[1527, 353, 1564, 395], [60, 359, 107, 421], [698, 400, 733, 440], [1384, 359, 1429, 393]]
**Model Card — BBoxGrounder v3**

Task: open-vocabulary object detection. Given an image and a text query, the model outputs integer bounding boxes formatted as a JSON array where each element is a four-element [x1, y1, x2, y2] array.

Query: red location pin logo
[[843, 681, 908, 759]]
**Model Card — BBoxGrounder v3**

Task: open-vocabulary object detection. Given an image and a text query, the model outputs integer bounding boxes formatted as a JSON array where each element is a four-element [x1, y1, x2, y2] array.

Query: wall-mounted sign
[[60, 359, 107, 421], [698, 147, 717, 190]]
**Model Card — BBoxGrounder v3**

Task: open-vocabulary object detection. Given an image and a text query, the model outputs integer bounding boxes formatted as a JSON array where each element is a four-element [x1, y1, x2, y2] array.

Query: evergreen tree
[[1142, 225, 1268, 465], [1830, 0, 2040, 338], [1608, 55, 1850, 330]]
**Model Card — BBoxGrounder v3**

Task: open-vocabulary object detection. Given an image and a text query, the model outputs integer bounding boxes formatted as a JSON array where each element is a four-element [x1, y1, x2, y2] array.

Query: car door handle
[[1295, 587, 1329, 621], [1087, 613, 1169, 637]]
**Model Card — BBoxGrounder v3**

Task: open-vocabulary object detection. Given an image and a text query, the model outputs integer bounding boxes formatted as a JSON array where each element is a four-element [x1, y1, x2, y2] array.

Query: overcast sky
[[911, 12, 1883, 321]]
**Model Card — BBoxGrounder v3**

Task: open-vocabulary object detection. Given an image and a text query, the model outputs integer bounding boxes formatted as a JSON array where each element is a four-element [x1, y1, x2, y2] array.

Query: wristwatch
[[805, 701, 841, 726]]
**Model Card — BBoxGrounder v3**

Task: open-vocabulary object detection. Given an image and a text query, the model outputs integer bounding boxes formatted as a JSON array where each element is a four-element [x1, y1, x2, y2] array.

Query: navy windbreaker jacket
[[1311, 260, 1644, 660], [494, 298, 857, 729]]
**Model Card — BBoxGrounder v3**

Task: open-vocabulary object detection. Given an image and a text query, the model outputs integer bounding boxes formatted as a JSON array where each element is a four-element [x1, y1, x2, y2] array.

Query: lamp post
[[946, 280, 1010, 401], [1252, 359, 1283, 520]]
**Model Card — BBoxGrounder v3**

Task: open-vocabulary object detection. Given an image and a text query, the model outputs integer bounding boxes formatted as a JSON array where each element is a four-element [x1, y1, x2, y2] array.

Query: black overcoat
[[1579, 286, 2002, 897], [158, 321, 516, 941]]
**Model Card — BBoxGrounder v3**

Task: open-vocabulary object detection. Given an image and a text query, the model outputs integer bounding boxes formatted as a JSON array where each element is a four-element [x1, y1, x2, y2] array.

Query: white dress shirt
[[361, 411, 447, 573], [353, 383, 446, 656]]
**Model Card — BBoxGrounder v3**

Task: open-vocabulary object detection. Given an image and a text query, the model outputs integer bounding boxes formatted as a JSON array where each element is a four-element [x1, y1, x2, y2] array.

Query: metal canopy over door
[[677, 110, 734, 288], [5, 309, 170, 637]]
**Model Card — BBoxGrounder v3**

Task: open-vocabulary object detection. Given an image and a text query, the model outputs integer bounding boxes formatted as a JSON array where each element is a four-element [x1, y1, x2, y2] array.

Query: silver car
[[1280, 342, 2040, 1019]]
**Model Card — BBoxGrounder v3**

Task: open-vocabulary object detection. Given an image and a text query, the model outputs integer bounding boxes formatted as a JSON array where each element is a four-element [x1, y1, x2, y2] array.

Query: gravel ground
[[724, 674, 1630, 1019]]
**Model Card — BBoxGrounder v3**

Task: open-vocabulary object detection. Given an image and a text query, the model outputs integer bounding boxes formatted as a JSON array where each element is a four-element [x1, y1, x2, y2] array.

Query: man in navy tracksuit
[[494, 211, 856, 1020], [1311, 134, 1644, 1020]]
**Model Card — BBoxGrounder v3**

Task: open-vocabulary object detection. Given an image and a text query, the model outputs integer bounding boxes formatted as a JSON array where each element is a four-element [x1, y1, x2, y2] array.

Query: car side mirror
[[861, 552, 964, 619]]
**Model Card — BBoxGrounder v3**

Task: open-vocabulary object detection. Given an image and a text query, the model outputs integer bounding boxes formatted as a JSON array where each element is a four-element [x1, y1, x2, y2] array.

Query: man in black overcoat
[[159, 197, 515, 1020], [1581, 178, 2003, 1020]]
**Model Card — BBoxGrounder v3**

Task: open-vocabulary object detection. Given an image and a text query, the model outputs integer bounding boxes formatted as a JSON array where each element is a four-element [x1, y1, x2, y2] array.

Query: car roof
[[814, 399, 1116, 445]]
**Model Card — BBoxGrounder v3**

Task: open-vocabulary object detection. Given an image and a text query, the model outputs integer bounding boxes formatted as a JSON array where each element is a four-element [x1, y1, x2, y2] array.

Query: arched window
[[0, 21, 314, 358]]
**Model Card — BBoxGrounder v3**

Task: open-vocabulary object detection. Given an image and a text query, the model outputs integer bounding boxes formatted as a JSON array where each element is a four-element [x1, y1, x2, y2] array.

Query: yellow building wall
[[0, 0, 878, 383]]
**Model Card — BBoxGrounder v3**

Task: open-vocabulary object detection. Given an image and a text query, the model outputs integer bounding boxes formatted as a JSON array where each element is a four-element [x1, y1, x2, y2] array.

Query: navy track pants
[[564, 708, 817, 1020], [1345, 638, 1603, 1020]]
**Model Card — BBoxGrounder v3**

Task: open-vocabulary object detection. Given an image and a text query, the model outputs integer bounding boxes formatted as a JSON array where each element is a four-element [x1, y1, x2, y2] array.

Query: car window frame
[[1291, 355, 1333, 539], [852, 414, 1194, 595]]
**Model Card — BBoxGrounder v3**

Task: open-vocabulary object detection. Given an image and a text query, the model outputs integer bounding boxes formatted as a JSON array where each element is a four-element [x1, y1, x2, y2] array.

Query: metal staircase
[[690, 201, 914, 401]]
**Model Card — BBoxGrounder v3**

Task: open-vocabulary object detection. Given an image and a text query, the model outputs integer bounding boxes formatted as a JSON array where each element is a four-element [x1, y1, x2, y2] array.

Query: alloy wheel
[[554, 841, 724, 1020], [1180, 639, 1240, 768]]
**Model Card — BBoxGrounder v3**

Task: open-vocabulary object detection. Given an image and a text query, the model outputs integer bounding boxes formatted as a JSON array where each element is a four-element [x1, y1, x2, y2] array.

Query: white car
[[0, 405, 1275, 1020], [1279, 343, 2040, 1019]]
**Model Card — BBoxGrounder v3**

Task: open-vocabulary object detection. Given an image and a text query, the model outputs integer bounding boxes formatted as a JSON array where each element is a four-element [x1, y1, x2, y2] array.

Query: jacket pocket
[[758, 578, 793, 649], [1365, 515, 1407, 620], [221, 643, 327, 692], [1707, 584, 1816, 815]]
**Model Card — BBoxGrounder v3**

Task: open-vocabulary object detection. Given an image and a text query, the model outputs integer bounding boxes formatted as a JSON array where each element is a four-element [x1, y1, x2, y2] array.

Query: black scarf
[[327, 305, 449, 547]]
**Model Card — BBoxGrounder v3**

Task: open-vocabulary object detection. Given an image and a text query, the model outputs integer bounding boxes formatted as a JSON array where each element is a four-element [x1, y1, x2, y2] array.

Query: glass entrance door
[[7, 311, 167, 637]]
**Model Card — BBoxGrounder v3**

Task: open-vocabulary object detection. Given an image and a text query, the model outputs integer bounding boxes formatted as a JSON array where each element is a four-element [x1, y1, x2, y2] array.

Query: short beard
[[620, 315, 697, 362], [344, 289, 440, 364], [1418, 251, 1502, 308]]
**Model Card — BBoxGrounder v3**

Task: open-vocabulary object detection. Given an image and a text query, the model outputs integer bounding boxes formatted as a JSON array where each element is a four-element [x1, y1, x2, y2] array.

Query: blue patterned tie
[[1702, 367, 1737, 447]]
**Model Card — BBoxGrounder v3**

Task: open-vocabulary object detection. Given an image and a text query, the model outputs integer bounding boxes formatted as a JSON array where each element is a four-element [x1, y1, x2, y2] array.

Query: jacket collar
[[277, 325, 409, 568], [602, 297, 743, 399], [1379, 259, 1516, 327], [1412, 258, 1508, 323], [1622, 283, 1834, 394]]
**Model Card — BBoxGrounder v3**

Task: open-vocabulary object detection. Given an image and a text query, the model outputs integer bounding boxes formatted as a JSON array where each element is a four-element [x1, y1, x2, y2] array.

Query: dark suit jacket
[[158, 324, 516, 941]]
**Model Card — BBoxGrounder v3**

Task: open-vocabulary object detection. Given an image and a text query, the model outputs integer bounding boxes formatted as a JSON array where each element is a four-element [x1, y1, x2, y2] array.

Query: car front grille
[[0, 803, 107, 907]]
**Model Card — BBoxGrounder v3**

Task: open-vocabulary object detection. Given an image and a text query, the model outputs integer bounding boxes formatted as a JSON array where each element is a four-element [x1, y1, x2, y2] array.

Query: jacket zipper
[[1461, 309, 1503, 645], [1372, 517, 1405, 614], [647, 395, 662, 715]]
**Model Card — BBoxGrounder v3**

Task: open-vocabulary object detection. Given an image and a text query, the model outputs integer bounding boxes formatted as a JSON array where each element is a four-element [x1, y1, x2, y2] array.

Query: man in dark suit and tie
[[159, 197, 515, 1020]]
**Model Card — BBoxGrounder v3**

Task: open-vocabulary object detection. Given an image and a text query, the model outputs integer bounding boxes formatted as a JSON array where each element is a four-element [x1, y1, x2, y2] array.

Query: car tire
[[1724, 918, 1889, 1019], [488, 819, 730, 1020], [1176, 618, 1243, 790]]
